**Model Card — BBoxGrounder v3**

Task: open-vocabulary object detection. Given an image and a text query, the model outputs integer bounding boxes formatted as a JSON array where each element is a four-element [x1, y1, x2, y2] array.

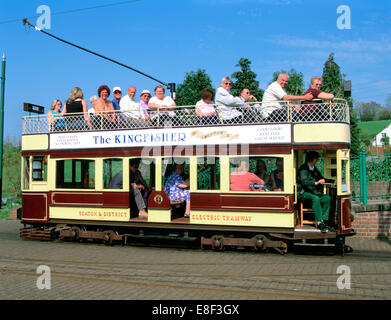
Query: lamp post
[[0, 54, 6, 207]]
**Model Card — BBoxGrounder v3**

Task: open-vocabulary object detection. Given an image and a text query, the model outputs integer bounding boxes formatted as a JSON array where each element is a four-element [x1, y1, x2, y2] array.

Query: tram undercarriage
[[19, 218, 355, 255]]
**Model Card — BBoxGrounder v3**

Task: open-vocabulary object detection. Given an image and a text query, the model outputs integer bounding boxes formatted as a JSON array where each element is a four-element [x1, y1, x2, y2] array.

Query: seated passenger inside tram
[[230, 159, 265, 191], [164, 163, 191, 218], [129, 159, 150, 217], [254, 159, 271, 189], [270, 158, 284, 191]]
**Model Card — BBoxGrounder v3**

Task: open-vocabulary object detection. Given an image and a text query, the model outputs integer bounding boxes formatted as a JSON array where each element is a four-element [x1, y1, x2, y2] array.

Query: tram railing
[[22, 99, 350, 134]]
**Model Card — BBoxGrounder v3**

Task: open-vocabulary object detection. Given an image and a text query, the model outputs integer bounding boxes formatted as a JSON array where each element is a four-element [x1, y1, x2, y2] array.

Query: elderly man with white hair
[[261, 73, 314, 121], [215, 76, 245, 123]]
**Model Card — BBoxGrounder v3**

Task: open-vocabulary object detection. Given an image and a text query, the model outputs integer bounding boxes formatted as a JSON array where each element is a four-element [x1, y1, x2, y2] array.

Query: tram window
[[104, 159, 123, 189], [229, 156, 284, 192], [128, 158, 155, 190], [32, 156, 47, 182], [162, 158, 189, 188], [197, 157, 220, 190], [56, 159, 95, 189], [23, 156, 30, 189]]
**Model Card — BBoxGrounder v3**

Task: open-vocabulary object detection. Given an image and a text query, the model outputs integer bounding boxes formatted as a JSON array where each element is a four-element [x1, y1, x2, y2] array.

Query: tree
[[230, 58, 263, 100], [175, 69, 214, 106], [356, 101, 382, 121], [271, 68, 305, 96], [321, 52, 361, 156], [2, 138, 21, 197], [321, 53, 345, 98]]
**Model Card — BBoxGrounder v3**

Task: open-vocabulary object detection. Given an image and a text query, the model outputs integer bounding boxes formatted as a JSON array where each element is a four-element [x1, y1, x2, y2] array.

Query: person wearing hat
[[112, 86, 122, 112], [139, 89, 151, 120]]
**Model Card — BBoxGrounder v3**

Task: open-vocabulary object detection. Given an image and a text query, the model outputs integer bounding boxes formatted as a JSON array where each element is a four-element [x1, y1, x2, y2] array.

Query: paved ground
[[0, 220, 390, 302]]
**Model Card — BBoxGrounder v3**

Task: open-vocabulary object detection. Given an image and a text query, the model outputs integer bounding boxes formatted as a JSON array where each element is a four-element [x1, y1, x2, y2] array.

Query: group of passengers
[[47, 74, 335, 131]]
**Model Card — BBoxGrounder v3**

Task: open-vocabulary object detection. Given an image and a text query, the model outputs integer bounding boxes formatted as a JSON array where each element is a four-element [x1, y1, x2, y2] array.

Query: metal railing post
[[359, 149, 367, 205]]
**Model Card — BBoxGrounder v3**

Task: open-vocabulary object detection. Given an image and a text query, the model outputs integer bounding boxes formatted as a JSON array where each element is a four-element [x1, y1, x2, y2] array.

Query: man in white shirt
[[120, 86, 145, 121], [261, 73, 313, 120], [215, 76, 244, 123]]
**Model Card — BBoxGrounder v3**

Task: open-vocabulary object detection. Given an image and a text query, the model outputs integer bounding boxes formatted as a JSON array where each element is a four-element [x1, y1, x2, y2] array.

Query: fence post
[[359, 149, 367, 205]]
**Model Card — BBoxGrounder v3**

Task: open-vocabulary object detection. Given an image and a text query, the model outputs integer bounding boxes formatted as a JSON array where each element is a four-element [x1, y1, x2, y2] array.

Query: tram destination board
[[24, 102, 44, 114], [50, 124, 292, 150]]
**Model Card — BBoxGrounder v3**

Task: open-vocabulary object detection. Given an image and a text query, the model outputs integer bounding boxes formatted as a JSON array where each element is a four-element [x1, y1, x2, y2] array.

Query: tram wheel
[[211, 235, 224, 251], [70, 226, 81, 241], [103, 230, 118, 246]]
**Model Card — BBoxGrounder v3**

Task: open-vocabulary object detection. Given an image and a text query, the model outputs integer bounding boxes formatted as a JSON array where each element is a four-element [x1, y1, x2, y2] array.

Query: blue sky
[[1, 0, 390, 140]]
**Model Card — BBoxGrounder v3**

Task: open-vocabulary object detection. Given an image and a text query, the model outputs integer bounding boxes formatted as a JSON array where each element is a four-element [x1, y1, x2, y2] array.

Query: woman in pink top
[[195, 88, 218, 125], [230, 160, 265, 191]]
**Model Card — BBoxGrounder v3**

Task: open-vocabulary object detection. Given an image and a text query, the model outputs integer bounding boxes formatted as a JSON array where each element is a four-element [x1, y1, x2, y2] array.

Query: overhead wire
[[22, 18, 168, 87], [0, 0, 140, 25]]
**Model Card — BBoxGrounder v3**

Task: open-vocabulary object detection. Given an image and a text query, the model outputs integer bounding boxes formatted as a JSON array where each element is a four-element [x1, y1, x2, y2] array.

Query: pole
[[0, 54, 6, 208], [359, 149, 367, 205]]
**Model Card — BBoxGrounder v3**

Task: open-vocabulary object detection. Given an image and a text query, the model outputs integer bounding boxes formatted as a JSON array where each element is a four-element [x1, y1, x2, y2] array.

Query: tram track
[[1, 255, 390, 300]]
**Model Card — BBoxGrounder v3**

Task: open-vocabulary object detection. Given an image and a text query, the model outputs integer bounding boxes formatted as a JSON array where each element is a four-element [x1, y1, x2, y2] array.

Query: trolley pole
[[0, 54, 6, 208]]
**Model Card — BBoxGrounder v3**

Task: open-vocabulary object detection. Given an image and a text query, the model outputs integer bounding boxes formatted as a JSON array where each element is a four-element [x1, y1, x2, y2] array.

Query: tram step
[[20, 228, 53, 241]]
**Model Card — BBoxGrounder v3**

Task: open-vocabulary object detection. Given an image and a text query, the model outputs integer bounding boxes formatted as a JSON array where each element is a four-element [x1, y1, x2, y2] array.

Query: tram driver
[[297, 151, 335, 233]]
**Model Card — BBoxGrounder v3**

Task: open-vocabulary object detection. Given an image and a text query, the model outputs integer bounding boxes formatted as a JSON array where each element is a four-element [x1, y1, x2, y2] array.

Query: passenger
[[215, 76, 244, 124], [230, 159, 265, 191], [129, 159, 150, 217], [139, 89, 151, 120], [254, 160, 271, 190], [299, 77, 335, 119], [165, 163, 191, 218], [240, 88, 261, 122], [148, 85, 177, 126], [94, 85, 116, 128], [261, 73, 314, 121], [63, 87, 92, 130], [270, 158, 284, 191], [89, 96, 98, 112], [120, 86, 146, 124], [47, 99, 66, 131], [297, 151, 335, 233], [111, 86, 122, 112], [195, 88, 218, 125]]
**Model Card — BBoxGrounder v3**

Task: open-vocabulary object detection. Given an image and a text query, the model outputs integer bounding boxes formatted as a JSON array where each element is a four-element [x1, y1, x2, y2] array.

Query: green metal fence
[[351, 151, 391, 204]]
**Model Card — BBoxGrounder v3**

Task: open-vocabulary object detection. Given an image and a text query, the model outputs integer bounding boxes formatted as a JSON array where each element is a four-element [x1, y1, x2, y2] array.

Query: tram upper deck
[[21, 99, 350, 151]]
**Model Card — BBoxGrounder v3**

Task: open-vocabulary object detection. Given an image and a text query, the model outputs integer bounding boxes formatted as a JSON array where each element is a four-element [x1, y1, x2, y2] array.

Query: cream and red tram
[[20, 99, 354, 253]]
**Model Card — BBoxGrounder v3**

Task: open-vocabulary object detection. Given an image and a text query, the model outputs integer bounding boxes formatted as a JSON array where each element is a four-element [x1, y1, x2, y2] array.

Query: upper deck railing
[[22, 99, 349, 135]]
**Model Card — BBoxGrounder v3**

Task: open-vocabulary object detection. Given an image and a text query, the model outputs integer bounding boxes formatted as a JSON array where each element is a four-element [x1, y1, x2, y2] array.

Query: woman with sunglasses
[[215, 76, 244, 124]]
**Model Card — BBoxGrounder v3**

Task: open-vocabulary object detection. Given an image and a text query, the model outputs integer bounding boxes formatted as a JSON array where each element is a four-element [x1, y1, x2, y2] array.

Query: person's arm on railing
[[81, 100, 92, 129]]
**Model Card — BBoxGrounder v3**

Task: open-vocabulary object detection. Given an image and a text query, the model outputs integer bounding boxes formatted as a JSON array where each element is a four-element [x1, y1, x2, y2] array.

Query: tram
[[20, 99, 355, 254]]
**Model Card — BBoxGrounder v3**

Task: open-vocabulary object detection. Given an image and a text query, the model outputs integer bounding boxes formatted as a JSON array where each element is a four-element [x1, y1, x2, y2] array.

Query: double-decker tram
[[20, 99, 355, 254]]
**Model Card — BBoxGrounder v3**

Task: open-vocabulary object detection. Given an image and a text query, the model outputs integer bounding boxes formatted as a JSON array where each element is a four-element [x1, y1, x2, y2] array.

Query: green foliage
[[271, 68, 305, 95], [175, 69, 214, 106], [321, 53, 360, 155], [2, 139, 21, 197], [321, 53, 345, 98], [230, 58, 263, 101]]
